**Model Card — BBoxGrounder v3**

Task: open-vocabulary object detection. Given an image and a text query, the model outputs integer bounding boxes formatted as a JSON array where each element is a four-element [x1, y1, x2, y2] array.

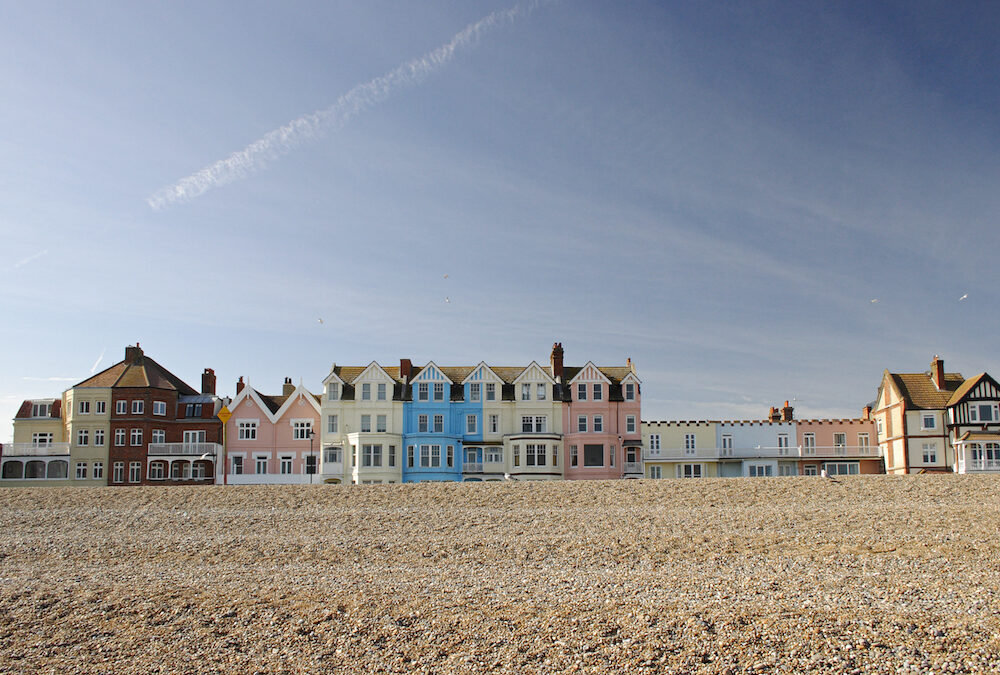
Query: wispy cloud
[[11, 249, 48, 270], [147, 1, 549, 210]]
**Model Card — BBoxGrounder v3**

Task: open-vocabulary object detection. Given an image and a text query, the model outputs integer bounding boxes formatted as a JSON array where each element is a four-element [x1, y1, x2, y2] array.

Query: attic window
[[969, 404, 999, 423], [31, 403, 51, 418], [920, 414, 936, 430], [327, 383, 339, 401]]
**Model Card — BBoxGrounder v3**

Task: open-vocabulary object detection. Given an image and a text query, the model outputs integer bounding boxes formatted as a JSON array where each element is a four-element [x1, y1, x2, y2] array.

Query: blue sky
[[3, 1, 999, 441]]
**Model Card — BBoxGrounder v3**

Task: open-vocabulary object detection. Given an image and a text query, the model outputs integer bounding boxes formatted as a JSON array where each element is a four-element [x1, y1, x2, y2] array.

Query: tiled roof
[[888, 371, 965, 410], [947, 373, 992, 407], [491, 367, 529, 383], [73, 352, 198, 395]]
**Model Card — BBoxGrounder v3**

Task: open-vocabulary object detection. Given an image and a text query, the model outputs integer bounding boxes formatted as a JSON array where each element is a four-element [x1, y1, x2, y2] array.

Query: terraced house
[[3, 398, 71, 485], [222, 377, 321, 484]]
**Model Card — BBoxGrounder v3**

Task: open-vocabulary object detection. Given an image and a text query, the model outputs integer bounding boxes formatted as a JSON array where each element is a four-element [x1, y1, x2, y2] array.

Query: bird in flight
[[870, 299, 879, 304], [959, 294, 968, 302]]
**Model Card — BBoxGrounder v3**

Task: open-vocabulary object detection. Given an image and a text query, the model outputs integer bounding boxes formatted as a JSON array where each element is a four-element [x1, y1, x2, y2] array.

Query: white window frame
[[626, 415, 636, 434], [361, 383, 371, 401], [95, 400, 106, 414], [255, 456, 269, 474], [922, 443, 936, 463], [577, 415, 587, 433], [79, 400, 91, 414], [625, 383, 635, 401], [778, 434, 790, 455], [94, 429, 105, 446], [521, 383, 531, 401], [76, 462, 87, 479], [485, 383, 496, 401], [433, 414, 444, 433], [649, 434, 660, 450], [376, 414, 387, 433], [292, 419, 313, 440], [114, 429, 126, 446], [470, 383, 481, 402], [418, 414, 428, 433], [128, 462, 141, 483], [921, 413, 936, 430], [803, 433, 816, 455], [116, 400, 128, 415], [132, 400, 143, 415], [536, 383, 547, 401], [466, 415, 477, 434], [77, 429, 89, 446], [678, 463, 702, 479], [232, 455, 244, 474], [327, 414, 338, 433], [360, 415, 372, 433], [433, 383, 444, 401], [238, 420, 258, 440], [593, 383, 602, 401], [577, 383, 587, 401], [593, 415, 603, 433], [377, 383, 387, 401], [130, 428, 143, 446], [112, 462, 124, 483], [153, 400, 166, 416], [418, 383, 429, 401], [151, 429, 166, 444], [858, 433, 870, 450], [280, 456, 293, 474], [327, 383, 339, 401], [489, 414, 499, 434], [648, 465, 662, 479], [92, 462, 103, 479], [31, 402, 51, 417], [969, 403, 999, 423], [684, 433, 696, 454], [486, 447, 503, 463]]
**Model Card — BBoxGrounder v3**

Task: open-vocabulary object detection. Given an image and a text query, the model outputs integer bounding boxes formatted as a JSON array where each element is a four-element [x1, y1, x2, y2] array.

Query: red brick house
[[74, 344, 226, 485]]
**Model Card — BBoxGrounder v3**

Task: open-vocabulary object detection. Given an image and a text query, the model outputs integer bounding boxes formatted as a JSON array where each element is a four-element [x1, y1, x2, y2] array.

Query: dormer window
[[327, 383, 339, 401], [521, 384, 531, 401], [31, 402, 51, 418], [625, 383, 635, 401]]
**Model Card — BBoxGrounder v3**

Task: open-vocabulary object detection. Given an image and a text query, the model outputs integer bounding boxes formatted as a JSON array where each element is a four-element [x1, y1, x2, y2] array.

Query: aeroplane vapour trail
[[147, 1, 548, 210]]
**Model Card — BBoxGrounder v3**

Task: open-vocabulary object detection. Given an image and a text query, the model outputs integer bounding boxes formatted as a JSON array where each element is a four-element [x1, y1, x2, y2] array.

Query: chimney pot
[[400, 359, 412, 383], [125, 343, 144, 364], [282, 377, 294, 397], [550, 342, 564, 382], [236, 376, 245, 395]]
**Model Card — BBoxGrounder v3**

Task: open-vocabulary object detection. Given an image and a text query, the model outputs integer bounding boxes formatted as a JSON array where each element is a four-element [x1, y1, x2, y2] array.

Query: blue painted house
[[402, 362, 480, 482]]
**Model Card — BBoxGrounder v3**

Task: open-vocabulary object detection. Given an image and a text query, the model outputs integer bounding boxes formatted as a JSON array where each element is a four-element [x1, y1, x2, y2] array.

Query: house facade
[[222, 377, 322, 484], [642, 420, 720, 479], [945, 373, 1000, 474], [874, 356, 964, 474], [2, 398, 74, 485]]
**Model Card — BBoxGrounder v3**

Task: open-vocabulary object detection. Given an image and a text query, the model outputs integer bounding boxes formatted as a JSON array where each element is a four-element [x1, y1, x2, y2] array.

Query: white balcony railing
[[2, 442, 71, 456], [969, 459, 1000, 472], [624, 462, 642, 474], [147, 443, 221, 456], [464, 462, 484, 473], [643, 445, 880, 461]]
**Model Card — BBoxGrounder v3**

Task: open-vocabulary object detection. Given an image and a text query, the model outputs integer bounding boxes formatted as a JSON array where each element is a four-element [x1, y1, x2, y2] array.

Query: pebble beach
[[1, 475, 999, 673]]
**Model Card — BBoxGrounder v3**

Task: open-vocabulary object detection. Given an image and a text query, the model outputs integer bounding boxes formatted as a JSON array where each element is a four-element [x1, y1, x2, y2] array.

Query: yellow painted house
[[641, 420, 719, 479]]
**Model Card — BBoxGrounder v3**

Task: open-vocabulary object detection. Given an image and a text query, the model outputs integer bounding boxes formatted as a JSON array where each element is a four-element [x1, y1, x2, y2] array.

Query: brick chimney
[[781, 400, 794, 422], [125, 343, 143, 364], [400, 359, 412, 384], [282, 377, 294, 396], [862, 405, 872, 420], [236, 376, 245, 395], [768, 406, 781, 422], [550, 342, 564, 382], [201, 368, 216, 395], [931, 355, 945, 390]]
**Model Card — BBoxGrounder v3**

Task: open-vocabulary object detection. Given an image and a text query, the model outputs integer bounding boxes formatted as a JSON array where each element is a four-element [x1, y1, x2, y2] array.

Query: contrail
[[148, 1, 548, 210], [90, 348, 107, 374], [11, 249, 49, 270]]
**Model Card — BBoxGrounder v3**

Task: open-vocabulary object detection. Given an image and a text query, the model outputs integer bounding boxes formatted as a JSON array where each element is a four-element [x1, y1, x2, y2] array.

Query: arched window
[[2, 461, 24, 479], [47, 460, 68, 478], [25, 460, 46, 478]]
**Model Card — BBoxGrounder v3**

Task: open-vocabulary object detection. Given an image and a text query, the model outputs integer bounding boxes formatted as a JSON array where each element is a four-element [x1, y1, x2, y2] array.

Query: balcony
[[147, 443, 221, 456], [968, 459, 1000, 472], [624, 462, 642, 474], [464, 462, 483, 473], [799, 445, 879, 458], [2, 443, 71, 456], [643, 445, 880, 461]]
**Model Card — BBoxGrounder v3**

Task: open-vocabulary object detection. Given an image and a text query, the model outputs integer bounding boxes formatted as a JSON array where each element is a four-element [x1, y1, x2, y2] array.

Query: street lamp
[[308, 428, 316, 484]]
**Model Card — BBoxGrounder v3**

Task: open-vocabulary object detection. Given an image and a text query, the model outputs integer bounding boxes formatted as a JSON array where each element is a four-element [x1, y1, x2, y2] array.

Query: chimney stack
[[125, 343, 143, 364], [282, 377, 294, 397], [400, 359, 412, 384], [931, 355, 945, 390], [781, 400, 794, 422], [550, 342, 564, 382], [862, 405, 872, 420], [768, 406, 781, 422], [236, 376, 245, 395], [201, 368, 216, 395]]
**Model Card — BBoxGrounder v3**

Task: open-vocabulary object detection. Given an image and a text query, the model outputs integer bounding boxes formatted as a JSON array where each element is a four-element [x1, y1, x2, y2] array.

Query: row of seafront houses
[[2, 344, 998, 486]]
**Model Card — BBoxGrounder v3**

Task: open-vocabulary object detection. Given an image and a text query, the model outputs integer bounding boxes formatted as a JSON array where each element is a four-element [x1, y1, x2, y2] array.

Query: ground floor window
[[113, 462, 124, 483], [305, 455, 317, 474], [678, 463, 702, 479], [47, 460, 68, 478], [256, 456, 268, 474], [824, 462, 859, 476], [280, 456, 293, 474], [648, 465, 662, 479], [93, 462, 103, 479], [486, 447, 503, 463], [324, 447, 341, 464], [76, 462, 87, 479], [148, 461, 166, 480], [583, 444, 603, 467], [748, 464, 773, 477], [803, 464, 818, 476], [778, 464, 795, 476], [232, 456, 244, 474], [570, 445, 578, 467], [128, 461, 141, 483]]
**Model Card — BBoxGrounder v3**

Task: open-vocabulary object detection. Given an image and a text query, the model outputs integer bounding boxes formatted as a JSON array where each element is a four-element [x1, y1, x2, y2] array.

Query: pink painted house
[[221, 377, 322, 484], [795, 408, 882, 476], [558, 346, 642, 480]]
